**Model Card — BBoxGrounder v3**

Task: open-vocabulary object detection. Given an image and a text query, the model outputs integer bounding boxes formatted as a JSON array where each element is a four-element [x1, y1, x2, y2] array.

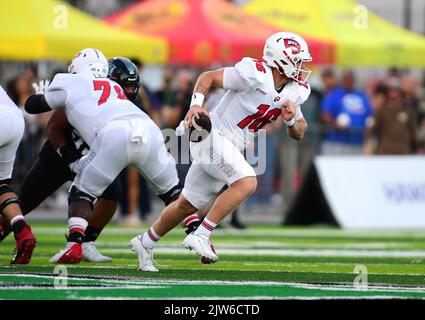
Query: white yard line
[[2, 273, 425, 293], [137, 295, 420, 300], [98, 246, 425, 258], [30, 228, 425, 238], [93, 240, 416, 250], [0, 285, 169, 290]]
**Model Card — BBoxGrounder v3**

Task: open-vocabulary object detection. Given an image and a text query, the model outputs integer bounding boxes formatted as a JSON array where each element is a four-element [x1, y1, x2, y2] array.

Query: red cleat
[[11, 225, 36, 265], [49, 242, 83, 264]]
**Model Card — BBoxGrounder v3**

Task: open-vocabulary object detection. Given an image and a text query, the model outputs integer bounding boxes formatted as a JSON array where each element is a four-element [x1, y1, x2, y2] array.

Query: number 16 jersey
[[45, 73, 146, 146], [211, 57, 311, 151]]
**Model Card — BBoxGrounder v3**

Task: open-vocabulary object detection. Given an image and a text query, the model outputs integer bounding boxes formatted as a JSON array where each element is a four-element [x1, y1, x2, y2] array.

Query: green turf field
[[1, 222, 425, 299]]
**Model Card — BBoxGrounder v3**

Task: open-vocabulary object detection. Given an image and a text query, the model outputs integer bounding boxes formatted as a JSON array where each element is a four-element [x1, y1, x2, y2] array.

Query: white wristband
[[175, 121, 187, 136], [190, 93, 205, 108], [283, 118, 295, 127]]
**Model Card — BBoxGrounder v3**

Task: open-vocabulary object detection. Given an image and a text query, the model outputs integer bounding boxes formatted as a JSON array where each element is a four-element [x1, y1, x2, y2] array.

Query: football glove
[[57, 143, 83, 175], [32, 80, 50, 94]]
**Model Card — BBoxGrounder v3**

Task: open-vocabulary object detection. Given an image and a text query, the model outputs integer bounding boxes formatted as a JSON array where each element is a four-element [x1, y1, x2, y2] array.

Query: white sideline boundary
[[1, 272, 425, 294]]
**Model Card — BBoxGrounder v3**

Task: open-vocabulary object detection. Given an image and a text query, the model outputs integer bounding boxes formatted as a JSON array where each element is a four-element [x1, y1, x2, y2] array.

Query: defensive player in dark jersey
[[0, 57, 153, 262]]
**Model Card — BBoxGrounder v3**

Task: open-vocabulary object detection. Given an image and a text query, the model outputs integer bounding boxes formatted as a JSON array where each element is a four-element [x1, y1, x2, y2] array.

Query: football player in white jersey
[[25, 48, 181, 265], [131, 32, 312, 269], [0, 85, 36, 264]]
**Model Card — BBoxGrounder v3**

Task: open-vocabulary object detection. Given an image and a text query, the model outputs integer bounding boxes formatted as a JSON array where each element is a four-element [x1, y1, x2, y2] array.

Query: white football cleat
[[49, 242, 83, 264], [82, 242, 112, 262], [182, 233, 219, 263], [129, 235, 158, 272]]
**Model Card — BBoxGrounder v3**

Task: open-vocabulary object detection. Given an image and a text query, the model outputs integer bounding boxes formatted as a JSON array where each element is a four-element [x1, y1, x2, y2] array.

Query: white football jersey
[[211, 57, 310, 151], [0, 85, 21, 114], [45, 73, 147, 146]]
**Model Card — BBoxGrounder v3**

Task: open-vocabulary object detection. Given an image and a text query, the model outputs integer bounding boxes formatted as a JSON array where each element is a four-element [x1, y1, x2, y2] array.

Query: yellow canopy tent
[[244, 0, 425, 67], [0, 0, 168, 63]]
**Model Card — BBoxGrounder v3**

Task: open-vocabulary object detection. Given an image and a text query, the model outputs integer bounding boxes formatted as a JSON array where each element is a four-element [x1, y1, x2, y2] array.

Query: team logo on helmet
[[283, 39, 301, 55]]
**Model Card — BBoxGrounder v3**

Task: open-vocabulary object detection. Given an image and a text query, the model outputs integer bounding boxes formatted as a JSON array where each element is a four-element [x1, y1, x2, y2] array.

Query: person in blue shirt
[[320, 70, 373, 155]]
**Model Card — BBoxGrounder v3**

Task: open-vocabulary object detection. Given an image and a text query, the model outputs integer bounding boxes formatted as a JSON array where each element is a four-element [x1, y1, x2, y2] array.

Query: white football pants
[[0, 108, 25, 181], [73, 117, 179, 198]]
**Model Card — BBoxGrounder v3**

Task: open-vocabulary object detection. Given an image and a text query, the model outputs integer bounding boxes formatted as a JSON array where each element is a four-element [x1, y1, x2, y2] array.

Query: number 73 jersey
[[210, 57, 311, 151], [45, 73, 146, 146]]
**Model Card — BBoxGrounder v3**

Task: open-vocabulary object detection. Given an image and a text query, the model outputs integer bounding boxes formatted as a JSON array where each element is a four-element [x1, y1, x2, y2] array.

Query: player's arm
[[24, 94, 51, 114], [282, 100, 308, 141], [46, 109, 72, 149], [193, 69, 225, 96], [184, 69, 224, 126], [184, 67, 251, 127], [25, 77, 67, 114], [287, 118, 308, 140], [46, 109, 81, 168]]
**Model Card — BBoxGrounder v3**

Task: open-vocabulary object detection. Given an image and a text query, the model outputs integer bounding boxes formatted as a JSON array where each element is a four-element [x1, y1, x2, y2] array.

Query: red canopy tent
[[105, 0, 334, 65]]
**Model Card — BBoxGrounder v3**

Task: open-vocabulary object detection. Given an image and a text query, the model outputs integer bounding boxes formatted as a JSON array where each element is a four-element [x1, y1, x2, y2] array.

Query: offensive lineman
[[0, 57, 145, 263], [131, 32, 312, 269], [0, 85, 36, 264], [25, 49, 182, 265]]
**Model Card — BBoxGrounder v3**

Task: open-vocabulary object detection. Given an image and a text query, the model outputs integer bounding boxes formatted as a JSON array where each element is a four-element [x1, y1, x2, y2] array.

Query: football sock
[[11, 215, 27, 234], [68, 217, 88, 244], [84, 225, 102, 242], [183, 213, 201, 234], [141, 227, 160, 249], [194, 217, 217, 238]]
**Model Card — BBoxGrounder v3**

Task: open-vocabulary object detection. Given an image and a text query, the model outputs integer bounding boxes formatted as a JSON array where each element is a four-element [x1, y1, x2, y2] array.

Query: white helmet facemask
[[293, 57, 312, 82], [68, 48, 109, 78]]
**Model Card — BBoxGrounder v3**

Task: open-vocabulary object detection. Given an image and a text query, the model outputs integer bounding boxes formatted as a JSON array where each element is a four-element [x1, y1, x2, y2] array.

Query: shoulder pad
[[48, 73, 73, 91], [234, 57, 268, 89], [286, 80, 311, 106]]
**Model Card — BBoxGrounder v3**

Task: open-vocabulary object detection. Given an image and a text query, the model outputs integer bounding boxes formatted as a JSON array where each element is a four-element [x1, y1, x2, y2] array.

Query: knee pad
[[68, 186, 96, 210], [0, 184, 22, 214], [158, 182, 183, 206]]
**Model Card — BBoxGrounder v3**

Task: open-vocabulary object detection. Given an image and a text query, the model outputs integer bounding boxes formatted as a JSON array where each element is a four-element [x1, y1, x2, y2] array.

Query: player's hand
[[57, 144, 82, 174], [281, 100, 296, 122], [68, 160, 80, 175], [184, 106, 210, 128], [32, 80, 50, 95]]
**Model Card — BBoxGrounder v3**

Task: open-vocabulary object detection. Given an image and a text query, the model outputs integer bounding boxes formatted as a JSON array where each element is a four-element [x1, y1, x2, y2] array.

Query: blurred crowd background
[[1, 0, 425, 227]]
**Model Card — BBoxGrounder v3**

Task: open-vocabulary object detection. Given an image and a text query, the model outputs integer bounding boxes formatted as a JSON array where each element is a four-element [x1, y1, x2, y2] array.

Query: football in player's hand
[[189, 112, 212, 142]]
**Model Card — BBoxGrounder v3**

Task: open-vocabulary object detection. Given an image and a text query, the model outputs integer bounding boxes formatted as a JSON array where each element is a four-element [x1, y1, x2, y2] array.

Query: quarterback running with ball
[[131, 32, 312, 270]]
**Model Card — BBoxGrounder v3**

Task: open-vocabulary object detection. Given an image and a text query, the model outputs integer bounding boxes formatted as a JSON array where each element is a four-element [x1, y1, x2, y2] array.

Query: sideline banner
[[315, 156, 425, 228]]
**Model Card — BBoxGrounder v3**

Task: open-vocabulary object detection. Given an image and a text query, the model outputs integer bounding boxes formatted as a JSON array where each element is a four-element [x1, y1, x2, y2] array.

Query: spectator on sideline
[[370, 83, 388, 111], [400, 73, 421, 125], [365, 80, 417, 155], [321, 68, 338, 93], [320, 70, 373, 155]]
